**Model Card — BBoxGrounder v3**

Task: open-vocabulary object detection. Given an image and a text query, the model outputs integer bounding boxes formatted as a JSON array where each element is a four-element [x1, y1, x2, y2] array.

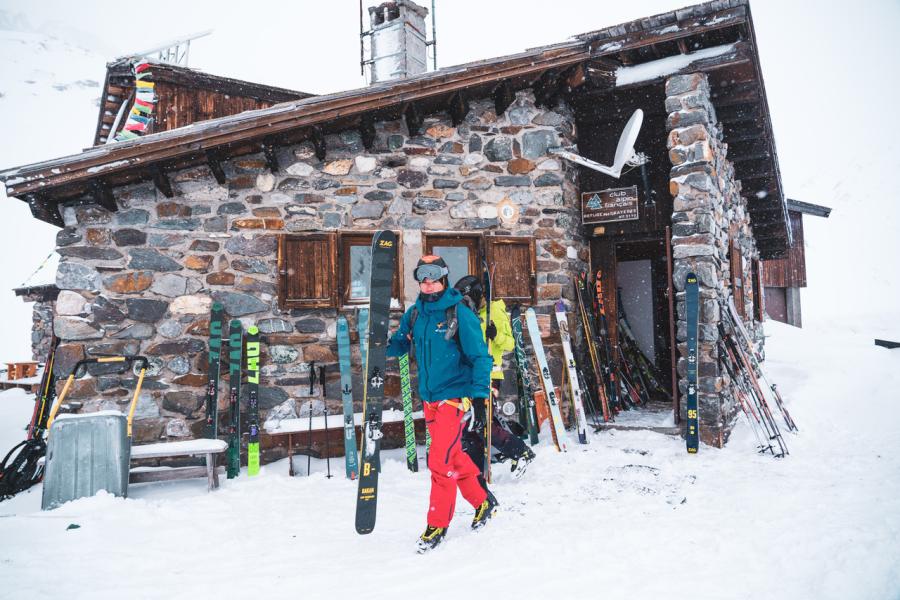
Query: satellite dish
[[551, 109, 647, 179]]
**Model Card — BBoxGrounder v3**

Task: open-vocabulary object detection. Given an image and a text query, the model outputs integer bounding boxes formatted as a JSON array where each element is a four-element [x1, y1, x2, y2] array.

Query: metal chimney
[[367, 0, 429, 84]]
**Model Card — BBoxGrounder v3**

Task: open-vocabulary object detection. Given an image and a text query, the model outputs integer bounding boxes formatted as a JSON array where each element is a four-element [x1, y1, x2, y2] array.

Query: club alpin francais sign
[[581, 186, 639, 225]]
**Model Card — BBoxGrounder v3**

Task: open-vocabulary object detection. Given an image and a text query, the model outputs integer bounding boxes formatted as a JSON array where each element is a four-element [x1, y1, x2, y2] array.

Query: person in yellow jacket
[[455, 275, 536, 481]]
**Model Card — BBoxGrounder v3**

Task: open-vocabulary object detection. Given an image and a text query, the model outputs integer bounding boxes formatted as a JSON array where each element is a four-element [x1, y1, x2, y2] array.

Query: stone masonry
[[666, 72, 761, 447], [50, 89, 584, 459]]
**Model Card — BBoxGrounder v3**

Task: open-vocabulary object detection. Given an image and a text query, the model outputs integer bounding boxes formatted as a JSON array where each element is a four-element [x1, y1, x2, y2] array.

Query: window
[[279, 232, 401, 309], [423, 234, 481, 288], [339, 232, 402, 305], [729, 238, 746, 318], [278, 233, 337, 309], [485, 236, 537, 305]]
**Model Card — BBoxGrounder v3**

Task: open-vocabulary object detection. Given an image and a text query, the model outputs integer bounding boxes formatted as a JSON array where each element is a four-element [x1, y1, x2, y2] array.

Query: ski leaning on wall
[[685, 273, 700, 454], [336, 317, 359, 480], [205, 302, 224, 439], [246, 326, 261, 477], [227, 320, 244, 478], [355, 230, 397, 535], [399, 353, 418, 472], [524, 308, 568, 452], [554, 301, 589, 444], [510, 305, 540, 444]]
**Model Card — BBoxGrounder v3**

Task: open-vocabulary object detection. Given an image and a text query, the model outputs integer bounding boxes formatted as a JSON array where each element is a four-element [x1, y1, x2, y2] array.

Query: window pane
[[433, 246, 470, 287], [350, 245, 372, 299]]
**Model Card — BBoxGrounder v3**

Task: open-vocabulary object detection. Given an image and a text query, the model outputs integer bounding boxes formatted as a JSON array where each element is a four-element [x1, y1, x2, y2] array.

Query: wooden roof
[[0, 0, 791, 257], [94, 59, 314, 145]]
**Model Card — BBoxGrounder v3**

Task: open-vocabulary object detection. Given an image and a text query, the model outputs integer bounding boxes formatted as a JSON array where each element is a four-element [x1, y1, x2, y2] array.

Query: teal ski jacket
[[387, 288, 492, 403]]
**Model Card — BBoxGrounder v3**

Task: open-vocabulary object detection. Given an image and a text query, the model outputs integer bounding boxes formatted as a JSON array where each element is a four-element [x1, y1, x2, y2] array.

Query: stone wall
[[665, 72, 761, 447], [49, 89, 584, 458]]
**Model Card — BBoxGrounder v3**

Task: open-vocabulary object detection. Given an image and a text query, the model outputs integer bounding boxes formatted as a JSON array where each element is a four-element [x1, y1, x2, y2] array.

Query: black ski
[[685, 273, 700, 453], [511, 305, 539, 444], [205, 302, 224, 439], [227, 320, 243, 478], [355, 230, 397, 534], [246, 326, 261, 476]]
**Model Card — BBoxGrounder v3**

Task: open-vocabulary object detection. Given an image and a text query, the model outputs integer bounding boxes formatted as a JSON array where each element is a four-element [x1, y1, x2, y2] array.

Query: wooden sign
[[581, 186, 639, 224]]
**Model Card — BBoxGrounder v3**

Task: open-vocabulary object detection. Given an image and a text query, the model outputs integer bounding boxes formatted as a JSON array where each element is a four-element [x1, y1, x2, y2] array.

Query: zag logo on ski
[[685, 272, 700, 454], [356, 230, 397, 535]]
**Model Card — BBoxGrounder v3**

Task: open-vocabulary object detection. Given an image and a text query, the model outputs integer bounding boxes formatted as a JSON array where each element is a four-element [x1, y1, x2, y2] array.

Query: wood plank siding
[[761, 211, 806, 288]]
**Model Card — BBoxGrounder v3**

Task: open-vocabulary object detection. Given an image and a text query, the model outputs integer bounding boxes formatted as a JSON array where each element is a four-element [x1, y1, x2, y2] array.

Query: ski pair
[[205, 306, 261, 478]]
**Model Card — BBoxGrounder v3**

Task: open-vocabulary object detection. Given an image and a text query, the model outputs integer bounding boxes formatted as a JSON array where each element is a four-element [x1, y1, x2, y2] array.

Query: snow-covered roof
[[0, 0, 792, 257]]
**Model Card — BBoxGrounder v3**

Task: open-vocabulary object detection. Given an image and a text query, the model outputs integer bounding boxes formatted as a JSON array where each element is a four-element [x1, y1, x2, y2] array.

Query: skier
[[454, 275, 536, 479], [387, 256, 499, 553]]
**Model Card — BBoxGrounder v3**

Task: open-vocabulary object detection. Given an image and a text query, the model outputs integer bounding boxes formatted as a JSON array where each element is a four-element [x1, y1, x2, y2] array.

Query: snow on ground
[[1, 321, 898, 599]]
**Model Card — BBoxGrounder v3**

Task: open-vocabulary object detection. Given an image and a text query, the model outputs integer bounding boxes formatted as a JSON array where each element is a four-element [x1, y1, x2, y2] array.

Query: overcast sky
[[0, 0, 898, 360]]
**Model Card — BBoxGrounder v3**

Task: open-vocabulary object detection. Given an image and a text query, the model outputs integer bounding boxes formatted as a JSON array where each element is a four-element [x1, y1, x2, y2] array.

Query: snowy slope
[[1, 322, 898, 599], [0, 18, 106, 361]]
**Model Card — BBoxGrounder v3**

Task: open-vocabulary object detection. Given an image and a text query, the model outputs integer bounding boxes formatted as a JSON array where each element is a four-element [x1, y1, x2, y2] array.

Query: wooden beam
[[90, 179, 118, 211], [492, 80, 515, 116], [404, 102, 423, 136], [24, 193, 64, 228], [564, 63, 587, 91], [151, 166, 173, 198], [359, 116, 377, 151], [310, 127, 327, 161], [262, 140, 280, 173], [533, 69, 561, 108], [206, 150, 227, 185], [448, 91, 469, 126]]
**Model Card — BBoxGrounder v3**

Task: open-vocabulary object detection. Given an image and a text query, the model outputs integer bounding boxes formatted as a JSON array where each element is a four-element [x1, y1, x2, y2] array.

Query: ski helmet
[[454, 274, 483, 308]]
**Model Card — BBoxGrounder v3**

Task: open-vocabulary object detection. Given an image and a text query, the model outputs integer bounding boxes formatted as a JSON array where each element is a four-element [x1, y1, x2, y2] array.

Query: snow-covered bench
[[129, 439, 227, 492]]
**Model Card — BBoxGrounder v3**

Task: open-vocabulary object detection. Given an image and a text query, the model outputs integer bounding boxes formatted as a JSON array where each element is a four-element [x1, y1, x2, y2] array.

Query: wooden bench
[[129, 439, 227, 492]]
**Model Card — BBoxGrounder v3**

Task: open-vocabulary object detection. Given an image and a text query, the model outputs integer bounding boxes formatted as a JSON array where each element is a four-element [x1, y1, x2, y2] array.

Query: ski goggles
[[414, 264, 449, 283]]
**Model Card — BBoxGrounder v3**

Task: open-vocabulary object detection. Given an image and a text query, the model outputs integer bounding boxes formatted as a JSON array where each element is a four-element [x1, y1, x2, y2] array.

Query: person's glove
[[485, 322, 497, 341], [467, 397, 487, 432]]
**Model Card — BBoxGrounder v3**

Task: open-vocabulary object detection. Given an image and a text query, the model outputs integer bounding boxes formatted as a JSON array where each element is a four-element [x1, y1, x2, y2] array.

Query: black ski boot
[[510, 448, 536, 479], [471, 490, 499, 530], [416, 525, 447, 553]]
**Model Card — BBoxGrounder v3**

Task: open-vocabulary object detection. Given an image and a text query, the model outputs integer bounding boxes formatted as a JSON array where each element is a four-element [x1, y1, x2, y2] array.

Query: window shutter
[[278, 233, 337, 309], [730, 239, 745, 318], [485, 236, 536, 305]]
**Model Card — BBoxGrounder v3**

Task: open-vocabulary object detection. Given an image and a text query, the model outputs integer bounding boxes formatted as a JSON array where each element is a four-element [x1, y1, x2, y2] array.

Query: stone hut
[[0, 0, 793, 456]]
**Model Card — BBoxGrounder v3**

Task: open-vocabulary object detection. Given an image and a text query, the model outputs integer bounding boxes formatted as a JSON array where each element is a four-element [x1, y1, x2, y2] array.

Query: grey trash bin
[[40, 355, 149, 510], [41, 412, 131, 510]]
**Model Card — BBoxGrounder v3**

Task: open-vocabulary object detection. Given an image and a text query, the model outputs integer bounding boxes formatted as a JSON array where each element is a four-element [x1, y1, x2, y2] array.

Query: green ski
[[227, 320, 243, 478]]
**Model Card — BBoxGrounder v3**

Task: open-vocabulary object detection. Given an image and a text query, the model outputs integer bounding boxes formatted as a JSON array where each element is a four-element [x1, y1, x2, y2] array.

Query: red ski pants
[[424, 400, 487, 528]]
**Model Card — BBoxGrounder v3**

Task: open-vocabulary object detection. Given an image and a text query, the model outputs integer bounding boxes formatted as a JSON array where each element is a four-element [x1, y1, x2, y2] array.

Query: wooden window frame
[[423, 232, 482, 286], [338, 231, 402, 307], [277, 233, 338, 309], [485, 235, 537, 305]]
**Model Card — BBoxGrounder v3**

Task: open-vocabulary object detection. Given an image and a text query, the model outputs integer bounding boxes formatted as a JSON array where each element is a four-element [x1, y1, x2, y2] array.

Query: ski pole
[[308, 362, 316, 476], [320, 364, 332, 479]]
